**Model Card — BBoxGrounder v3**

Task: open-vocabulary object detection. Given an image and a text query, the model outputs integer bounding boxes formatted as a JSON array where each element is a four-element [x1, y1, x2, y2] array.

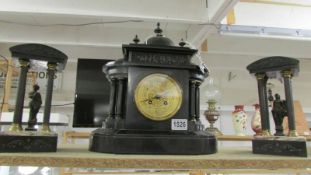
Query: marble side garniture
[[0, 44, 67, 152], [247, 56, 307, 157]]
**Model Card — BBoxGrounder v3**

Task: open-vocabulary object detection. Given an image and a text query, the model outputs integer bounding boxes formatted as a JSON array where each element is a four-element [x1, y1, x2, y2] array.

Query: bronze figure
[[271, 94, 287, 136], [26, 84, 42, 131]]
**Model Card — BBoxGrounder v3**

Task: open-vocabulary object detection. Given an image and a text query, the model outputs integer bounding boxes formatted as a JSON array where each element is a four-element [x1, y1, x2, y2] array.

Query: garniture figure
[[271, 93, 287, 136], [26, 84, 42, 131]]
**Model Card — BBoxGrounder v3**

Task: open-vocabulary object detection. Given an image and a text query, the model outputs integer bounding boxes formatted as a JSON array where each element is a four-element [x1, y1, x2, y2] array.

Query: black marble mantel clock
[[89, 23, 217, 155]]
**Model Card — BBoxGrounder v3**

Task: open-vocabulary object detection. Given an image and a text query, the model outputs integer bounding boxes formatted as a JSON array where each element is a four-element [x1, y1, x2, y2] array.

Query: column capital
[[47, 62, 57, 70], [18, 59, 30, 67], [255, 73, 266, 80], [191, 80, 201, 84], [195, 81, 202, 86], [281, 69, 292, 78]]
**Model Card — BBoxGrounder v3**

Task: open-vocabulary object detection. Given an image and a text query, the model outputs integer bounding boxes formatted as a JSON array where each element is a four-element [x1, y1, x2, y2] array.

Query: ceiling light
[[219, 24, 311, 38]]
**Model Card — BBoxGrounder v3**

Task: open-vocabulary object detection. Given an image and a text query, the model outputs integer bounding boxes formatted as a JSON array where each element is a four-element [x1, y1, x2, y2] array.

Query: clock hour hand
[[140, 98, 153, 104], [140, 92, 169, 103], [152, 94, 169, 106], [141, 94, 161, 101], [153, 94, 162, 100]]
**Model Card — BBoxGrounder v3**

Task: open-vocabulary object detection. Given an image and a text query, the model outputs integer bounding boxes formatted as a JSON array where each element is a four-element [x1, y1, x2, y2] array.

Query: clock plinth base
[[252, 136, 307, 157], [89, 129, 217, 155], [0, 131, 57, 152]]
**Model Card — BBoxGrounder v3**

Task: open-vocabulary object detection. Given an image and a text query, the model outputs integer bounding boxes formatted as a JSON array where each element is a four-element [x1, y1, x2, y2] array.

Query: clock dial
[[134, 73, 182, 121]]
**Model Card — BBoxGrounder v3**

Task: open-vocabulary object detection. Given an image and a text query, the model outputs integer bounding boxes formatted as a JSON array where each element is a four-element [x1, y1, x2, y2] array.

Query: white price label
[[171, 119, 188, 131]]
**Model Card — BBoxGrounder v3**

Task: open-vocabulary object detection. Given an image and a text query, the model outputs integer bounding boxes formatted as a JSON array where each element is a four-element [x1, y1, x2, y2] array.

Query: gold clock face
[[134, 73, 182, 121]]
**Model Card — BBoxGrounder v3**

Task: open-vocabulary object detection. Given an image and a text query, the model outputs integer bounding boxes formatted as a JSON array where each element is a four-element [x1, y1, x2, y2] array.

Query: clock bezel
[[134, 73, 183, 121]]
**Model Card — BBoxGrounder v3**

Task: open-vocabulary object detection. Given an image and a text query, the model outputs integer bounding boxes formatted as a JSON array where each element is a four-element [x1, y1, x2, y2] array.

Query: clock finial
[[154, 22, 163, 36], [133, 35, 140, 44], [179, 38, 186, 47], [145, 22, 174, 46]]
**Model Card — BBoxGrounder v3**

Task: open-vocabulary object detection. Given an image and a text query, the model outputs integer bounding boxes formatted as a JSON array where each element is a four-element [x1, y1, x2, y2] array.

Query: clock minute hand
[[153, 94, 162, 100], [141, 98, 151, 102], [140, 92, 168, 102], [141, 95, 161, 104]]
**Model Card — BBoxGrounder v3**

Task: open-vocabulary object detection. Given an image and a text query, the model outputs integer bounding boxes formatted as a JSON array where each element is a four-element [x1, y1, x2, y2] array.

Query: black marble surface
[[90, 129, 217, 155], [10, 43, 68, 70], [0, 132, 57, 152], [252, 137, 307, 157]]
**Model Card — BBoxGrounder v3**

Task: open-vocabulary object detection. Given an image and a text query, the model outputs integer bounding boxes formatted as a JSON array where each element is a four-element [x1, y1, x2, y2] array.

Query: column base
[[289, 130, 299, 137], [261, 129, 271, 136], [9, 123, 23, 132], [40, 124, 51, 133]]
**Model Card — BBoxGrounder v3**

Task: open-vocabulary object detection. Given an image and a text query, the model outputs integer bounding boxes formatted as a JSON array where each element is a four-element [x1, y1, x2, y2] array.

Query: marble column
[[194, 82, 201, 121], [114, 78, 126, 129], [189, 81, 196, 121], [115, 79, 125, 119], [9, 59, 30, 132], [109, 79, 117, 117], [105, 78, 117, 128], [281, 70, 298, 137], [41, 63, 57, 133], [255, 73, 271, 136]]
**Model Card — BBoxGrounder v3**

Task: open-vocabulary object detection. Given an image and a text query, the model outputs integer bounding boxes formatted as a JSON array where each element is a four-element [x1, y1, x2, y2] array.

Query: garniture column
[[281, 70, 298, 137], [9, 59, 30, 132], [116, 78, 124, 119], [195, 81, 204, 130], [255, 73, 271, 136], [194, 81, 201, 121], [189, 80, 196, 121], [115, 78, 125, 128], [41, 62, 57, 133], [105, 78, 117, 128]]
